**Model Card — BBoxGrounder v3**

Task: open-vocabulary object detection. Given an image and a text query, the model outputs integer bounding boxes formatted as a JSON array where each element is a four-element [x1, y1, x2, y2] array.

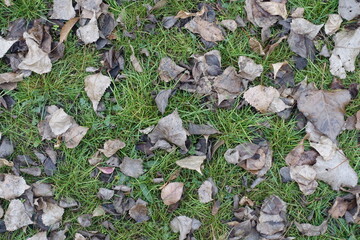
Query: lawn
[[0, 0, 359, 239]]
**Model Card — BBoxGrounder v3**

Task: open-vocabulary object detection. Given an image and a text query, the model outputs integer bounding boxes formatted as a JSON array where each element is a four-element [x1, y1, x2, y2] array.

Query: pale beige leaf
[[290, 165, 318, 195], [0, 158, 13, 167], [119, 157, 144, 178], [325, 14, 342, 35], [63, 124, 89, 148], [161, 182, 184, 205], [60, 17, 80, 43], [49, 108, 74, 136], [176, 155, 206, 175], [257, 1, 287, 19], [50, 0, 76, 20], [0, 72, 23, 85], [84, 73, 111, 111], [184, 17, 224, 42], [220, 20, 237, 32], [238, 56, 263, 81], [338, 0, 360, 21], [198, 180, 213, 203], [295, 221, 327, 236], [0, 37, 17, 58], [249, 37, 265, 55], [175, 6, 206, 19], [4, 199, 33, 231], [76, 15, 99, 44], [170, 216, 201, 240], [130, 45, 143, 73], [0, 174, 30, 200], [99, 139, 125, 157], [27, 232, 48, 240]]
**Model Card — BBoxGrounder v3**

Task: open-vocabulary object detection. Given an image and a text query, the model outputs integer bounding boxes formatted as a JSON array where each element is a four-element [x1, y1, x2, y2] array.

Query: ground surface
[[0, 0, 359, 239]]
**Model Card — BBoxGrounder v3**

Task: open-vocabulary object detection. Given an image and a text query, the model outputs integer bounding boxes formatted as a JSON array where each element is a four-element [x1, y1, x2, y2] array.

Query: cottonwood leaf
[[0, 37, 17, 58], [170, 216, 201, 240], [220, 20, 237, 32], [325, 14, 342, 35], [238, 56, 263, 81], [50, 0, 75, 20], [198, 179, 217, 203], [338, 0, 360, 20], [49, 108, 74, 136], [298, 89, 351, 141], [184, 17, 224, 42], [176, 155, 206, 175], [129, 199, 149, 223], [59, 17, 79, 43], [257, 1, 287, 19], [155, 89, 172, 114], [290, 165, 318, 195], [84, 73, 111, 112], [0, 174, 30, 200], [4, 199, 33, 231], [175, 6, 206, 19], [76, 15, 99, 44], [35, 198, 64, 226], [295, 221, 327, 236], [99, 139, 125, 157], [161, 182, 184, 205], [63, 124, 89, 148], [328, 197, 351, 218], [27, 232, 48, 240], [120, 157, 144, 178], [130, 45, 143, 73], [158, 57, 185, 82]]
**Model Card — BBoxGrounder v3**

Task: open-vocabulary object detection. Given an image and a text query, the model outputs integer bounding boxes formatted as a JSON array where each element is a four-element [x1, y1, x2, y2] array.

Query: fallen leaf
[[77, 0, 102, 12], [184, 17, 224, 42], [84, 73, 112, 112], [99, 139, 125, 157], [295, 220, 327, 236], [27, 231, 47, 240], [149, 0, 167, 12], [63, 124, 89, 148], [97, 188, 114, 200], [119, 157, 144, 178], [0, 37, 17, 58], [59, 17, 80, 43], [158, 57, 186, 82], [238, 56, 263, 81], [0, 137, 14, 158], [176, 155, 206, 175], [18, 32, 52, 74], [0, 158, 13, 167], [220, 20, 237, 32], [244, 85, 289, 113], [175, 6, 206, 19], [49, 108, 74, 136], [249, 37, 265, 55], [32, 182, 53, 197], [76, 15, 100, 44], [161, 182, 184, 205], [338, 0, 360, 20], [155, 89, 172, 114], [4, 199, 33, 231], [50, 0, 76, 20], [291, 7, 304, 18], [0, 174, 30, 200], [187, 123, 220, 135], [272, 61, 294, 87], [4, 0, 12, 6], [129, 199, 149, 223], [328, 197, 352, 218], [198, 178, 217, 203], [257, 1, 288, 19], [329, 28, 360, 79], [92, 205, 105, 217], [148, 110, 188, 152], [74, 233, 86, 240], [298, 89, 351, 141], [324, 14, 342, 35], [78, 214, 92, 227], [130, 45, 143, 73], [290, 165, 318, 195], [170, 216, 201, 240], [97, 166, 115, 174], [34, 198, 64, 226]]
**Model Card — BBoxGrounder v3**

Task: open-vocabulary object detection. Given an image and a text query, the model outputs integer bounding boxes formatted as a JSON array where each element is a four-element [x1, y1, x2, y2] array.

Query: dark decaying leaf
[[155, 89, 172, 114], [98, 13, 117, 38], [272, 61, 294, 87], [158, 57, 186, 82], [129, 199, 150, 223], [103, 46, 125, 78], [295, 220, 327, 236], [184, 17, 224, 42]]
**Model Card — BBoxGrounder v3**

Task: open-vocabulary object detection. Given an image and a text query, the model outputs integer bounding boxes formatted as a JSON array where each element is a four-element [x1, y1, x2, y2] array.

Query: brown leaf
[[4, 199, 33, 231], [158, 57, 186, 82], [155, 89, 172, 114], [249, 37, 265, 55], [99, 139, 125, 157], [176, 155, 206, 175], [290, 165, 318, 195], [59, 17, 79, 43], [129, 199, 149, 223], [119, 157, 144, 178], [187, 123, 220, 136], [50, 0, 75, 20], [175, 6, 206, 19], [130, 45, 143, 73], [170, 216, 201, 240], [329, 197, 352, 218], [298, 89, 351, 141], [0, 174, 30, 200], [63, 124, 89, 148], [220, 20, 237, 32], [84, 73, 112, 112], [338, 0, 360, 21], [148, 110, 188, 152], [48, 108, 74, 136], [295, 221, 327, 236], [161, 182, 184, 205], [78, 214, 92, 227], [150, 0, 167, 12], [184, 17, 224, 42], [238, 56, 263, 81], [257, 1, 287, 19], [0, 37, 17, 58], [324, 14, 342, 35], [0, 158, 13, 167]]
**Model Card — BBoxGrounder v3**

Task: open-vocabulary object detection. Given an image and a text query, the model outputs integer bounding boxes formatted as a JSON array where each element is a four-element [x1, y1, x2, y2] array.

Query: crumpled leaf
[[27, 231, 48, 240], [238, 56, 263, 81], [60, 17, 80, 43], [224, 141, 272, 177], [84, 73, 111, 112], [0, 174, 30, 200], [295, 220, 327, 236], [272, 61, 294, 87], [50, 0, 76, 20], [119, 157, 144, 178], [0, 72, 23, 90], [4, 199, 33, 231], [32, 182, 53, 197], [187, 123, 220, 136], [76, 15, 99, 44], [198, 178, 217, 203], [78, 214, 92, 227], [129, 199, 149, 223], [99, 139, 125, 157], [161, 182, 184, 205], [329, 28, 360, 79], [0, 37, 17, 58], [155, 89, 172, 114], [290, 165, 318, 195], [338, 0, 360, 21], [256, 195, 287, 239], [18, 32, 52, 74], [324, 14, 342, 35], [175, 6, 206, 19], [184, 17, 224, 42], [220, 20, 237, 32], [130, 45, 143, 73], [34, 198, 64, 226], [257, 0, 288, 19], [298, 89, 351, 141], [244, 85, 289, 113], [176, 155, 206, 175], [170, 216, 201, 240], [148, 110, 188, 152], [328, 197, 351, 218], [158, 57, 186, 82], [63, 124, 89, 148], [49, 108, 74, 136]]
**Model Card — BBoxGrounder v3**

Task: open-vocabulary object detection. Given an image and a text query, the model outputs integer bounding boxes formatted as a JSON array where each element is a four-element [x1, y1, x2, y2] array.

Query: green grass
[[0, 0, 359, 239]]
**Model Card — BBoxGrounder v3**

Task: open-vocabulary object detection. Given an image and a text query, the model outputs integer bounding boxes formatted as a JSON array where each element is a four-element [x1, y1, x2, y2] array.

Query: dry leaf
[[329, 28, 360, 79], [158, 57, 185, 82], [220, 20, 237, 32], [78, 214, 92, 227], [97, 166, 114, 174], [238, 56, 263, 81], [4, 199, 33, 231], [324, 14, 342, 35], [176, 155, 206, 175], [175, 6, 206, 19], [129, 199, 149, 223], [0, 174, 30, 200], [170, 216, 201, 240], [76, 15, 99, 44], [148, 110, 188, 152], [99, 139, 125, 157], [244, 85, 288, 113], [84, 73, 111, 111], [290, 165, 318, 195], [97, 188, 114, 200], [295, 221, 327, 236], [130, 45, 143, 73], [4, 0, 12, 6], [298, 89, 351, 141], [63, 124, 89, 148], [49, 108, 74, 136], [33, 182, 53, 197], [0, 158, 13, 167], [0, 36, 17, 58], [92, 205, 105, 217], [198, 179, 217, 203], [119, 157, 144, 178], [27, 232, 48, 240], [187, 123, 220, 135], [257, 1, 288, 19], [35, 198, 64, 226], [249, 37, 265, 55], [328, 197, 351, 218], [18, 32, 52, 74], [155, 89, 172, 114], [59, 17, 79, 43], [161, 182, 184, 205], [0, 73, 23, 90], [338, 0, 360, 21], [184, 17, 225, 42], [50, 0, 76, 20], [291, 7, 304, 18]]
